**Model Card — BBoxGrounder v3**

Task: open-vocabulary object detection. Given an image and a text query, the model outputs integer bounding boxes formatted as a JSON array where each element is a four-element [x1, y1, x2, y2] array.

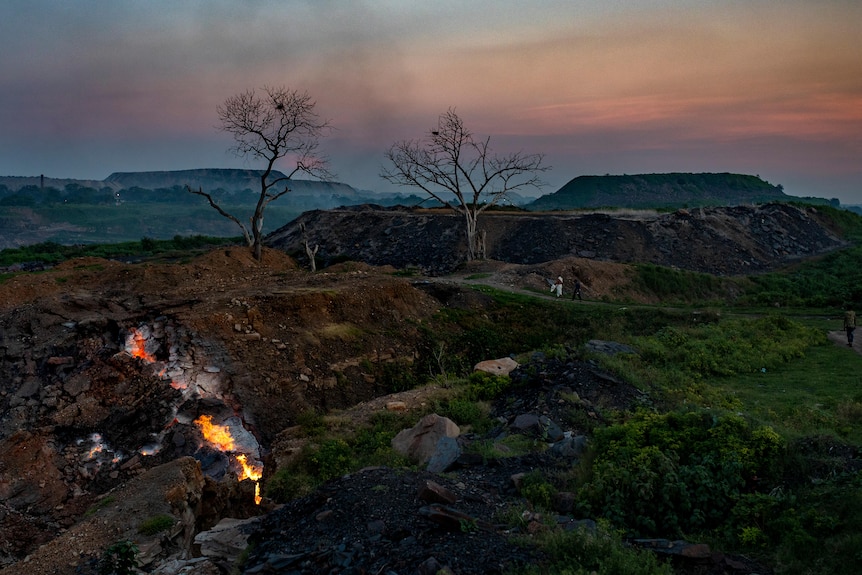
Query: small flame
[[126, 328, 155, 363], [194, 414, 235, 451], [236, 454, 263, 504], [139, 443, 161, 456], [87, 443, 104, 460]]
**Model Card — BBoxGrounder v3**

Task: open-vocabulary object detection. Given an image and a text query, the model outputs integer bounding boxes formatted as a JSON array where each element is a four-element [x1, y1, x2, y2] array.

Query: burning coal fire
[[194, 415, 263, 504], [125, 327, 156, 362], [119, 323, 265, 504]]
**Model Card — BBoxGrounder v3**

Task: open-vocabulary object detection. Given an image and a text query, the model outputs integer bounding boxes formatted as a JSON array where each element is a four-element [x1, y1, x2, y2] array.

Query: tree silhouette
[[189, 86, 331, 261], [381, 108, 548, 261]]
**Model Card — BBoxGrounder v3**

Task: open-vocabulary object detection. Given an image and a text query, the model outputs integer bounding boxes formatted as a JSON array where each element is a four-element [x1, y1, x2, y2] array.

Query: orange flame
[[194, 415, 235, 451], [193, 415, 262, 505], [237, 454, 263, 504], [127, 328, 155, 363]]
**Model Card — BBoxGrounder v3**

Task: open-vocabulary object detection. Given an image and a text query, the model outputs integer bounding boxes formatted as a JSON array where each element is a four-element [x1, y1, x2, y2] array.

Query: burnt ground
[[267, 203, 846, 276], [0, 203, 854, 574]]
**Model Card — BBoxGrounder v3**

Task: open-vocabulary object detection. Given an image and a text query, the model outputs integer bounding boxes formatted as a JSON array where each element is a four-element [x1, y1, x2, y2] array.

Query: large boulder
[[391, 414, 460, 465]]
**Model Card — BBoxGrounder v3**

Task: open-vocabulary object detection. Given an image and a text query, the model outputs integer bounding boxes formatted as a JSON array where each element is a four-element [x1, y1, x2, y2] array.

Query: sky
[[1, 0, 860, 203]]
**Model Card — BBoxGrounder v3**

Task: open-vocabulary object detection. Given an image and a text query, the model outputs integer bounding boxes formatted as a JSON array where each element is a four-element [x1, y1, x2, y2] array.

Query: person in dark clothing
[[844, 308, 856, 347], [572, 278, 582, 301]]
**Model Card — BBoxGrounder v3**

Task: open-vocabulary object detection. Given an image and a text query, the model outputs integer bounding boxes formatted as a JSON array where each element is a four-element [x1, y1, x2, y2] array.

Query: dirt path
[[828, 329, 861, 355]]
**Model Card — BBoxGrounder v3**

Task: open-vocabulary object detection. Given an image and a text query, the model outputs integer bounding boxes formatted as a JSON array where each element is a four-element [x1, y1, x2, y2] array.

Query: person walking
[[551, 276, 563, 297], [844, 308, 856, 347], [572, 278, 583, 301]]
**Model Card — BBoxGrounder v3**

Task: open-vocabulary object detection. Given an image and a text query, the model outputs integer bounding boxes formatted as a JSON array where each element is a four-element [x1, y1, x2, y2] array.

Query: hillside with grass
[[2, 204, 862, 575], [527, 172, 832, 210]]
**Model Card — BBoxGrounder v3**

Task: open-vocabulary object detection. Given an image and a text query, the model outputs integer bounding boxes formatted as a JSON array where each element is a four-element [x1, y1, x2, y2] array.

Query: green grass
[[709, 340, 862, 443], [0, 235, 243, 267]]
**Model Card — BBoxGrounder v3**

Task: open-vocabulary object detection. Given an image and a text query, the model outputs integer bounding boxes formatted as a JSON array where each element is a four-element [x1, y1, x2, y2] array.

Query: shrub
[[98, 540, 139, 575], [517, 523, 673, 575], [465, 371, 511, 400], [577, 408, 784, 537], [137, 514, 175, 535], [519, 470, 558, 511], [263, 467, 316, 503], [308, 438, 354, 481]]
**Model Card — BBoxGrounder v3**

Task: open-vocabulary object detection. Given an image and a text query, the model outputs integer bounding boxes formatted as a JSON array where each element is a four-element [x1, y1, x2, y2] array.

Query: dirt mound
[[267, 203, 845, 276]]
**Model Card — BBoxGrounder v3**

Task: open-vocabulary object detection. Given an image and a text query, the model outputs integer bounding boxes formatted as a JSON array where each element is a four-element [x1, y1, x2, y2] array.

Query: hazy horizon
[[1, 1, 860, 202]]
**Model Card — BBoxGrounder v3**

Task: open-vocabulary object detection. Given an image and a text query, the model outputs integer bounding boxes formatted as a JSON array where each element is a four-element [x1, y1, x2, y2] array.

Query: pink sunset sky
[[1, 0, 860, 202]]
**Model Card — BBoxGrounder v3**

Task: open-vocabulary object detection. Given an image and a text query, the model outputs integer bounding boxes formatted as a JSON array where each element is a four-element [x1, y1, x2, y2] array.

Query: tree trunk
[[251, 211, 264, 261], [304, 241, 319, 272], [463, 210, 486, 261], [464, 210, 478, 261]]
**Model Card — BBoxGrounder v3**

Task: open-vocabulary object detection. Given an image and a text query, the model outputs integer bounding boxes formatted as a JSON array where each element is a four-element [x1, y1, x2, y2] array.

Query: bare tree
[[189, 86, 331, 261], [381, 108, 549, 261]]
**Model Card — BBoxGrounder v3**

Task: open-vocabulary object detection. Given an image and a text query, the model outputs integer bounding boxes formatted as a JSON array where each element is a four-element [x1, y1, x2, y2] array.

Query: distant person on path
[[551, 276, 563, 297], [572, 278, 583, 301], [844, 308, 856, 346]]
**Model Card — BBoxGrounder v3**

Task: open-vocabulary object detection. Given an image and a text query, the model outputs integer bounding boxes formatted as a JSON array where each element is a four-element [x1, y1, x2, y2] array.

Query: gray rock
[[194, 516, 263, 563], [426, 436, 461, 473], [585, 339, 638, 356], [550, 434, 588, 458], [392, 414, 460, 465]]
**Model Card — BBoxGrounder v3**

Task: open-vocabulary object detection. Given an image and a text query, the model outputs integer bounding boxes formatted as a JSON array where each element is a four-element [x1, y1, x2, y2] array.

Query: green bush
[[517, 523, 673, 575], [439, 397, 485, 426], [577, 409, 784, 538], [519, 470, 558, 511], [263, 467, 316, 503], [308, 438, 354, 481], [98, 540, 139, 575], [137, 514, 175, 535], [465, 371, 511, 400]]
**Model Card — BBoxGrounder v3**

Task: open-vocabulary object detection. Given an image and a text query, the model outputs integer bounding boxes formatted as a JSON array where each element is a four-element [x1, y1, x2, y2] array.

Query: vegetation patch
[[137, 514, 176, 536]]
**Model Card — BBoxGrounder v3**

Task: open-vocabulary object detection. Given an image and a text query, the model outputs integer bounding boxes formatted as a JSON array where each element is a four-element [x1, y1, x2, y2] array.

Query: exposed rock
[[194, 516, 264, 564], [473, 357, 519, 376], [417, 480, 458, 505], [426, 436, 462, 473], [510, 414, 564, 442], [392, 414, 461, 465], [585, 339, 638, 356]]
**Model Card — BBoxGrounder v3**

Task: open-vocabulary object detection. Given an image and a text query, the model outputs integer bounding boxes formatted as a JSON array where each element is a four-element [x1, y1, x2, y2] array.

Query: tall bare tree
[[189, 86, 331, 261], [381, 108, 549, 261]]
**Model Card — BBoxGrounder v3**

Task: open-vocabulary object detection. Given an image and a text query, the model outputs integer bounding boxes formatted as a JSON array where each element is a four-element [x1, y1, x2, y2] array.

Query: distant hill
[[0, 169, 361, 196], [0, 169, 430, 248], [104, 168, 359, 197], [526, 172, 812, 211]]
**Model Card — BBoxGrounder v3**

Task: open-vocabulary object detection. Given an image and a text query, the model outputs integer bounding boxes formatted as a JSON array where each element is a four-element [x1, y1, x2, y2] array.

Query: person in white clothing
[[551, 276, 563, 297]]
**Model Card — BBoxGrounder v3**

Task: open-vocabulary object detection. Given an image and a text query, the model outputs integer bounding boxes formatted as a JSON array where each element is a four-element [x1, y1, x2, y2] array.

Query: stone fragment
[[426, 436, 461, 473], [418, 556, 455, 575], [550, 434, 588, 458], [511, 414, 564, 441], [417, 480, 458, 505], [473, 357, 519, 376], [195, 516, 263, 564]]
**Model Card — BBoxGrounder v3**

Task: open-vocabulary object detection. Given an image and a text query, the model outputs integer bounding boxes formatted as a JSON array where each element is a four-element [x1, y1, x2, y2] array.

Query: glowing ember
[[236, 454, 263, 504], [126, 328, 155, 362], [139, 443, 161, 456], [194, 414, 235, 451], [85, 433, 106, 460]]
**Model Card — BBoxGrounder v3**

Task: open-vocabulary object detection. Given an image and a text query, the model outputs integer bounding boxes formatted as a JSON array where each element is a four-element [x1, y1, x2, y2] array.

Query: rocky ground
[[0, 204, 852, 574], [267, 203, 846, 276]]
